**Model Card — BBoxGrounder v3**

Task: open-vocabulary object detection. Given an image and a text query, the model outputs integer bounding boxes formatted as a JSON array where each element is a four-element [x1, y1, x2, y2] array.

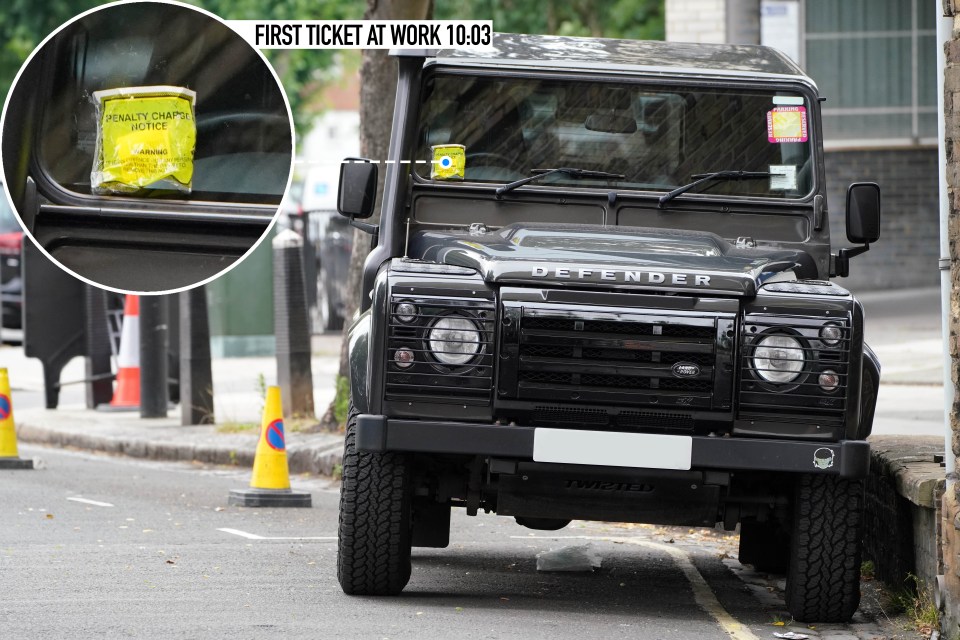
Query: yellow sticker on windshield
[[91, 86, 197, 195], [767, 106, 808, 143], [431, 144, 465, 180]]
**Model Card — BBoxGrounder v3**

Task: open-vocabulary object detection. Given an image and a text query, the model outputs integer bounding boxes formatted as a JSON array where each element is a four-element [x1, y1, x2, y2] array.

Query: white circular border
[[0, 0, 296, 296]]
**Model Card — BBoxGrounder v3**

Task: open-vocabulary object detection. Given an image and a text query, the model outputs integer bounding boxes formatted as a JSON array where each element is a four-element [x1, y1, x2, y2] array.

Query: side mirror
[[834, 182, 881, 278], [337, 158, 378, 220], [846, 182, 880, 244]]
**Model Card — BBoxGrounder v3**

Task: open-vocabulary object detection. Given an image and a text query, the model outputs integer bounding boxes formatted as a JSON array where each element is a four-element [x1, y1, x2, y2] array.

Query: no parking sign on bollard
[[228, 385, 311, 507], [0, 368, 34, 469]]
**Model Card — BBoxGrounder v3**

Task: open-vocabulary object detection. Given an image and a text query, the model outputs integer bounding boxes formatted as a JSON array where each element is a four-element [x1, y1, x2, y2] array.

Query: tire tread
[[337, 404, 411, 595], [785, 474, 863, 622]]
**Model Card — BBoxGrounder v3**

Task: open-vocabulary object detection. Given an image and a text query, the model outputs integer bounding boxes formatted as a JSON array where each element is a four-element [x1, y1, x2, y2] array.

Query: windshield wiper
[[495, 167, 625, 199], [657, 170, 774, 208]]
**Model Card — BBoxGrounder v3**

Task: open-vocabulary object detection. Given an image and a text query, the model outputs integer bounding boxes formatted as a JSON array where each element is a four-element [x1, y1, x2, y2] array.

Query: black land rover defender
[[335, 35, 881, 623]]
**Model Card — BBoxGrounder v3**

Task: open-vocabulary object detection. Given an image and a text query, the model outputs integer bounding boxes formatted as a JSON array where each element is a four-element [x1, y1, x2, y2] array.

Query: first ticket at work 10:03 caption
[[225, 20, 493, 50]]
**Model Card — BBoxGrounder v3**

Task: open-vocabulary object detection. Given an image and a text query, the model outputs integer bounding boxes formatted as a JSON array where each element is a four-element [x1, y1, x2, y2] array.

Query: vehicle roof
[[420, 33, 812, 85]]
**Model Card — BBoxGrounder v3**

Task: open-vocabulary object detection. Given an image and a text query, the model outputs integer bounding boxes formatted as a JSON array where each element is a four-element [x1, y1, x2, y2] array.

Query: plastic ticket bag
[[91, 86, 197, 195], [431, 144, 465, 180]]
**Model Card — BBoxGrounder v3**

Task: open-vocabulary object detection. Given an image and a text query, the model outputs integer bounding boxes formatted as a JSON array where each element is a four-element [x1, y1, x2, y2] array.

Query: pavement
[[3, 333, 346, 476], [0, 286, 949, 475]]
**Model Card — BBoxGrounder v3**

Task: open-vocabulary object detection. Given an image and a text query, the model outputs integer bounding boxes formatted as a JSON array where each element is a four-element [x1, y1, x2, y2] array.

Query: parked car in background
[[307, 210, 352, 332], [291, 166, 354, 333], [0, 181, 23, 332]]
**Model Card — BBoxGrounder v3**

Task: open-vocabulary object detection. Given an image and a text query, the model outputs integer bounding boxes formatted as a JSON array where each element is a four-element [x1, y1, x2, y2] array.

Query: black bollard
[[140, 296, 168, 418], [179, 287, 214, 425], [83, 286, 113, 408], [273, 229, 314, 418]]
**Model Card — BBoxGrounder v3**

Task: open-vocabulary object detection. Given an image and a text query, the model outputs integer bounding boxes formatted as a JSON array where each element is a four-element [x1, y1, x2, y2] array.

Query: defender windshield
[[416, 73, 814, 199]]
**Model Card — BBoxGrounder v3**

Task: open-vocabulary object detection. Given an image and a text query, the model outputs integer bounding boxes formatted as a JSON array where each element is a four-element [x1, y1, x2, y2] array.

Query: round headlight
[[819, 323, 842, 346], [427, 316, 481, 366], [753, 334, 805, 384]]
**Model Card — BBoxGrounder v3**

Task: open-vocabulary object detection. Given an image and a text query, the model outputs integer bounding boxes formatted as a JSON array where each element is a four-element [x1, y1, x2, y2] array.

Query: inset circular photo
[[1, 0, 293, 293]]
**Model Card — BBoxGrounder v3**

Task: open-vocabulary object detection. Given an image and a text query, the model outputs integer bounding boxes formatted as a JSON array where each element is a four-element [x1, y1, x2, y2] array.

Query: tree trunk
[[319, 0, 433, 431]]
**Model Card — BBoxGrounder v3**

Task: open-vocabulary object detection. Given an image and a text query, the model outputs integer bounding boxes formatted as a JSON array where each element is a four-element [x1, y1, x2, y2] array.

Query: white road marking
[[67, 497, 114, 508], [217, 527, 336, 541], [517, 534, 760, 640]]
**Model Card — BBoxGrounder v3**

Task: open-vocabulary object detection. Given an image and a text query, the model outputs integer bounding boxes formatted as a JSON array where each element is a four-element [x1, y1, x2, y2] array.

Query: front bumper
[[356, 415, 870, 479]]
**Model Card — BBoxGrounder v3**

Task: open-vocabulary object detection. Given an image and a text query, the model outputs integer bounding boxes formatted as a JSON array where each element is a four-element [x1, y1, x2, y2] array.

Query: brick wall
[[824, 148, 940, 292], [939, 3, 960, 637], [665, 0, 727, 43]]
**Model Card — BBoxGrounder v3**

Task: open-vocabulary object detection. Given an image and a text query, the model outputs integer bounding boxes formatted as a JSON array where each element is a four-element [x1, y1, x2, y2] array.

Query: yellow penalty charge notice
[[91, 86, 197, 194]]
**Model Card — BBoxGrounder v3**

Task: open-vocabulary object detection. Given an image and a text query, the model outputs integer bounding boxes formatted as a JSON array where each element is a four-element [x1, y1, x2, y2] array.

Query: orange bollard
[[104, 295, 140, 411]]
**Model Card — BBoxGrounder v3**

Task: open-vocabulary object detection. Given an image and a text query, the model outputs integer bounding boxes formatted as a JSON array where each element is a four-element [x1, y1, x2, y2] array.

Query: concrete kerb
[[14, 414, 344, 477], [868, 435, 946, 509]]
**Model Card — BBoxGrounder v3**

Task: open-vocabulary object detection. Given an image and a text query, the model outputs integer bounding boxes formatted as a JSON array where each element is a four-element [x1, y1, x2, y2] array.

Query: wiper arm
[[495, 167, 625, 199], [657, 170, 774, 208]]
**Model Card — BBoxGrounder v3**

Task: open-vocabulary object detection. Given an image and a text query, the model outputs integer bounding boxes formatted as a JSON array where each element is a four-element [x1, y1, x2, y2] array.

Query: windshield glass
[[416, 72, 814, 199]]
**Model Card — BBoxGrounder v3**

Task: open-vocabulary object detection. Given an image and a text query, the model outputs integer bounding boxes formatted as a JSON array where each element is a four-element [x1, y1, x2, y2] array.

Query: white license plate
[[533, 428, 692, 470]]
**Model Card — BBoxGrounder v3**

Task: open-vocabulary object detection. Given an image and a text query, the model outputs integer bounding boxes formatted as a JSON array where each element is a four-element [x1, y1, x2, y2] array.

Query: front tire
[[337, 404, 412, 595], [785, 474, 863, 622]]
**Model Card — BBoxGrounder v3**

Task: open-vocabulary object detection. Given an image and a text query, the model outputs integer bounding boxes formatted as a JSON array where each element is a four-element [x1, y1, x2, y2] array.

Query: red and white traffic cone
[[107, 295, 140, 410]]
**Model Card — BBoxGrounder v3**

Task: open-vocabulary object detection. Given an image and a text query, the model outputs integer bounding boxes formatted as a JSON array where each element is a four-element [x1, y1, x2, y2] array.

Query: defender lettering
[[530, 267, 711, 287]]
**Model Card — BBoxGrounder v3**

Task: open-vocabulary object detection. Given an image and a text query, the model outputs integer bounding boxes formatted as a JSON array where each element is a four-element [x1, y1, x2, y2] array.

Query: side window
[[37, 3, 291, 205]]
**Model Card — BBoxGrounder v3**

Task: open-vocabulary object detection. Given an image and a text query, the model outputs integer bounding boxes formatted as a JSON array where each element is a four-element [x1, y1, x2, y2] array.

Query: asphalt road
[[3, 446, 913, 640]]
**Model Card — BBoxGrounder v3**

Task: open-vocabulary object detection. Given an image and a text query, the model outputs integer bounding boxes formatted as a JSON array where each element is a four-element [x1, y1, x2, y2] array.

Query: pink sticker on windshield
[[767, 106, 808, 143]]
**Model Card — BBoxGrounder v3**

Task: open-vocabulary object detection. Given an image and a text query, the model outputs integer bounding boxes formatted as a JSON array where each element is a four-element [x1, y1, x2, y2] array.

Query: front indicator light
[[394, 347, 415, 368], [820, 323, 842, 346], [753, 334, 805, 384], [819, 370, 840, 392], [395, 302, 418, 323]]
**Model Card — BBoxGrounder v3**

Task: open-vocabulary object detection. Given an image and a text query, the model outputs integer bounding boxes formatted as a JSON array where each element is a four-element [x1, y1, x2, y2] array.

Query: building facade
[[666, 0, 940, 291]]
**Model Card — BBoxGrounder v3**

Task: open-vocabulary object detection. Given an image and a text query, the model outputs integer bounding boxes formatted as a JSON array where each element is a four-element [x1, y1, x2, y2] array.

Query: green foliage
[[0, 0, 365, 135], [435, 0, 664, 41], [333, 375, 351, 427], [198, 0, 364, 134], [0, 0, 104, 99], [886, 574, 939, 634], [216, 421, 258, 434], [0, 0, 664, 135]]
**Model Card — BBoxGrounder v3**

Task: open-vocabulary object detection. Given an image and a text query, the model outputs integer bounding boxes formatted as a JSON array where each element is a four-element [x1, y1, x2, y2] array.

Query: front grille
[[385, 295, 496, 404], [532, 405, 695, 431], [738, 316, 850, 422], [501, 306, 730, 410]]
